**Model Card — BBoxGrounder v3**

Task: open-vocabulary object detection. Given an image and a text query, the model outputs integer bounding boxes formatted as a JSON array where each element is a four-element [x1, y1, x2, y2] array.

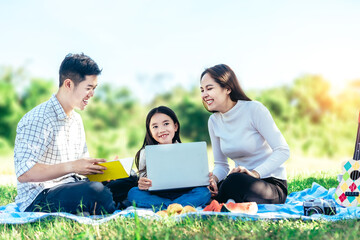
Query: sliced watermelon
[[220, 202, 258, 214], [203, 200, 224, 212]]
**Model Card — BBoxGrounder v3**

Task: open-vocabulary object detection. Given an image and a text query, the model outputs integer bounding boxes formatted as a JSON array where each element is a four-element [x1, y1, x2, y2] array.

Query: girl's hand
[[208, 172, 219, 197], [138, 177, 152, 190], [230, 166, 260, 179]]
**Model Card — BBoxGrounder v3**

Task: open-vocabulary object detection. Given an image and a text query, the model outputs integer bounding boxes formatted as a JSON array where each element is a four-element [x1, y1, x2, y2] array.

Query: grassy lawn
[[1, 171, 359, 240]]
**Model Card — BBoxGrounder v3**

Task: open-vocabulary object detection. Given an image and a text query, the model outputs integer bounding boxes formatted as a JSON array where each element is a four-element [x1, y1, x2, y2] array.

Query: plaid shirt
[[14, 95, 89, 211]]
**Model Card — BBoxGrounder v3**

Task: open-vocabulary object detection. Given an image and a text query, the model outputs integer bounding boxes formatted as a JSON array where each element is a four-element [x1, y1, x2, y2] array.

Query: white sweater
[[209, 100, 290, 181]]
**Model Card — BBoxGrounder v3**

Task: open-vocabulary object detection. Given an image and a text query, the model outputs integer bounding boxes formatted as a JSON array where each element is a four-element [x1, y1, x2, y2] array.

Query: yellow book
[[86, 157, 134, 182]]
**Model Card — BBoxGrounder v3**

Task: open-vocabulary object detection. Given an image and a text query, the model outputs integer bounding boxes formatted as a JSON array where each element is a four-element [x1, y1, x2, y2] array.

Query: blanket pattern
[[1, 183, 360, 225]]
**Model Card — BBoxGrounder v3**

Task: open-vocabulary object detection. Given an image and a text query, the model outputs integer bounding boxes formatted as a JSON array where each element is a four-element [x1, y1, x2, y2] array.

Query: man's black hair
[[59, 53, 102, 87]]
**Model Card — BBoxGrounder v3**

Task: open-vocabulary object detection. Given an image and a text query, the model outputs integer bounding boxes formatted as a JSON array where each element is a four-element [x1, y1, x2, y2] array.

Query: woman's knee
[[222, 173, 250, 189], [218, 173, 254, 201]]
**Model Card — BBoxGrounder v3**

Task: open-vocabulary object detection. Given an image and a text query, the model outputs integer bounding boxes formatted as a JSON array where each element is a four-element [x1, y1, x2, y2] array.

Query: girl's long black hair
[[135, 106, 182, 175]]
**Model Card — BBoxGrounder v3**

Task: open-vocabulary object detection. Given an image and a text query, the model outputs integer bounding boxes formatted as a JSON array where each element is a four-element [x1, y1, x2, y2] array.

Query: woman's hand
[[230, 166, 260, 179], [208, 172, 219, 197], [138, 177, 152, 190]]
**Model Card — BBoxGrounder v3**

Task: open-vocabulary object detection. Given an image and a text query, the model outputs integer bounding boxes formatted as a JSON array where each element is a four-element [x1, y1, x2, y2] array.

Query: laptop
[[86, 157, 134, 182], [145, 142, 209, 191]]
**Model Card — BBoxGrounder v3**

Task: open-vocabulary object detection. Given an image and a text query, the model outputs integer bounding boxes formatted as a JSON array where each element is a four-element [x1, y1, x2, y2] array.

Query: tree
[[84, 84, 140, 130], [255, 86, 293, 122], [291, 75, 333, 123], [0, 79, 23, 145], [20, 78, 55, 112]]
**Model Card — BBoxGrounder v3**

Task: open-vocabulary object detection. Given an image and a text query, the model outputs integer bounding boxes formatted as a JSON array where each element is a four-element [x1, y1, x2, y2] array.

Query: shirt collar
[[220, 100, 243, 117], [50, 94, 69, 120]]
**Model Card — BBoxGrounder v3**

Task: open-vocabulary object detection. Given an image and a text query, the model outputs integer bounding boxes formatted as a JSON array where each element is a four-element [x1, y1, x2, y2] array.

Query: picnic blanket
[[1, 182, 360, 225]]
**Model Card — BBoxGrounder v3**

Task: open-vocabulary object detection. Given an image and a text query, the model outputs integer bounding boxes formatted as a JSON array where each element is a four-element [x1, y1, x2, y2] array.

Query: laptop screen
[[145, 142, 209, 191]]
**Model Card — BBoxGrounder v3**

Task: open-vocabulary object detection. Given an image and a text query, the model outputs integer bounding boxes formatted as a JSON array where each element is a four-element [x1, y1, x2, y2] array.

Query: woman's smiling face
[[149, 113, 178, 144], [200, 73, 231, 113]]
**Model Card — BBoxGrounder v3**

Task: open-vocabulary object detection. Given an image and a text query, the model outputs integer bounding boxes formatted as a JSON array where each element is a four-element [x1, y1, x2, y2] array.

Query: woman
[[200, 64, 290, 204]]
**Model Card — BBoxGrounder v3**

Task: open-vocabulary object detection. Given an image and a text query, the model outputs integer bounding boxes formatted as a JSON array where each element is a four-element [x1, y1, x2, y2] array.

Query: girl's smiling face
[[149, 113, 178, 144]]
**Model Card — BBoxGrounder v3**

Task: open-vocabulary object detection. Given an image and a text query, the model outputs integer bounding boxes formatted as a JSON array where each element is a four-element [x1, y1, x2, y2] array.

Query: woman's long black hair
[[201, 64, 251, 112]]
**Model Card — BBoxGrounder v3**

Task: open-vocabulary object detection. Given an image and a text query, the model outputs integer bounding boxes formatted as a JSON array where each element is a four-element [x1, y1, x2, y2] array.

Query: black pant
[[102, 175, 138, 205], [25, 180, 115, 215], [215, 172, 288, 204]]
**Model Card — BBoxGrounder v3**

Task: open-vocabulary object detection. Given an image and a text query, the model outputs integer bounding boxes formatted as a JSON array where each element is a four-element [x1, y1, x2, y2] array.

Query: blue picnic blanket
[[1, 182, 359, 225]]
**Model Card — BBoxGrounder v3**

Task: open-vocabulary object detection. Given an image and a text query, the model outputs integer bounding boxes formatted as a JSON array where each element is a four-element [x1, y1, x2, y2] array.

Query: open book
[[86, 157, 134, 182]]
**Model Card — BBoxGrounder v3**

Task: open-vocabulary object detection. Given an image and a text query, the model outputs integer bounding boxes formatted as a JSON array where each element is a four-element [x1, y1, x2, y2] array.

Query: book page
[[86, 159, 132, 182]]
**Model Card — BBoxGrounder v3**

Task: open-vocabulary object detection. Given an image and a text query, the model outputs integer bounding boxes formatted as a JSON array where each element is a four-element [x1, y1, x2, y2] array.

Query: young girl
[[200, 64, 290, 204], [127, 106, 211, 210]]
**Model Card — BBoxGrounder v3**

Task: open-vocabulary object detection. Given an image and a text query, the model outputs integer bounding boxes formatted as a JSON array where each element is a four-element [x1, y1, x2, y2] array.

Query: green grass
[[1, 215, 359, 240], [0, 185, 16, 206], [1, 171, 359, 240], [287, 171, 339, 193]]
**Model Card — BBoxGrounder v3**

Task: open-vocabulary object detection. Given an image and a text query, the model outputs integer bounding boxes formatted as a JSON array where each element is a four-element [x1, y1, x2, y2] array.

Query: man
[[14, 53, 115, 215]]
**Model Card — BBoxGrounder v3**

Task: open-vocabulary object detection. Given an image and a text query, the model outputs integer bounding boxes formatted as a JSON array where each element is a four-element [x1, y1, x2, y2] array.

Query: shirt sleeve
[[82, 143, 90, 158], [14, 118, 53, 178], [251, 103, 290, 178], [209, 117, 230, 182], [138, 149, 147, 178]]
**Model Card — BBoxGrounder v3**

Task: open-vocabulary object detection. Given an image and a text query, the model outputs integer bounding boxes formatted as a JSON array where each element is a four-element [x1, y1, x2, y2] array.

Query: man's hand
[[229, 166, 260, 179], [138, 177, 152, 190], [70, 158, 107, 175], [18, 157, 107, 183], [208, 172, 219, 197]]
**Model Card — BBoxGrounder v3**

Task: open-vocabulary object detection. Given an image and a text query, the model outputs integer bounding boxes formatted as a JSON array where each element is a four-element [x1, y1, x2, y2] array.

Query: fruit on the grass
[[203, 200, 223, 212], [181, 205, 196, 214], [220, 202, 258, 214], [203, 200, 258, 214], [167, 203, 183, 215], [156, 210, 168, 217]]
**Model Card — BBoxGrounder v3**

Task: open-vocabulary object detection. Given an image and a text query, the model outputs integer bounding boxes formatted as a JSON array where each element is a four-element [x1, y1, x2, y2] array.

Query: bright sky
[[1, 0, 359, 102]]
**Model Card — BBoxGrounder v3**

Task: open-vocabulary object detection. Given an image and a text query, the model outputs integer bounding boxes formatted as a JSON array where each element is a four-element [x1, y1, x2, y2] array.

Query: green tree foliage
[[84, 84, 139, 129], [20, 78, 55, 112], [0, 80, 23, 145], [0, 67, 25, 145], [82, 83, 146, 158], [254, 86, 295, 129], [291, 75, 333, 123], [333, 80, 360, 121], [1, 66, 359, 160]]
